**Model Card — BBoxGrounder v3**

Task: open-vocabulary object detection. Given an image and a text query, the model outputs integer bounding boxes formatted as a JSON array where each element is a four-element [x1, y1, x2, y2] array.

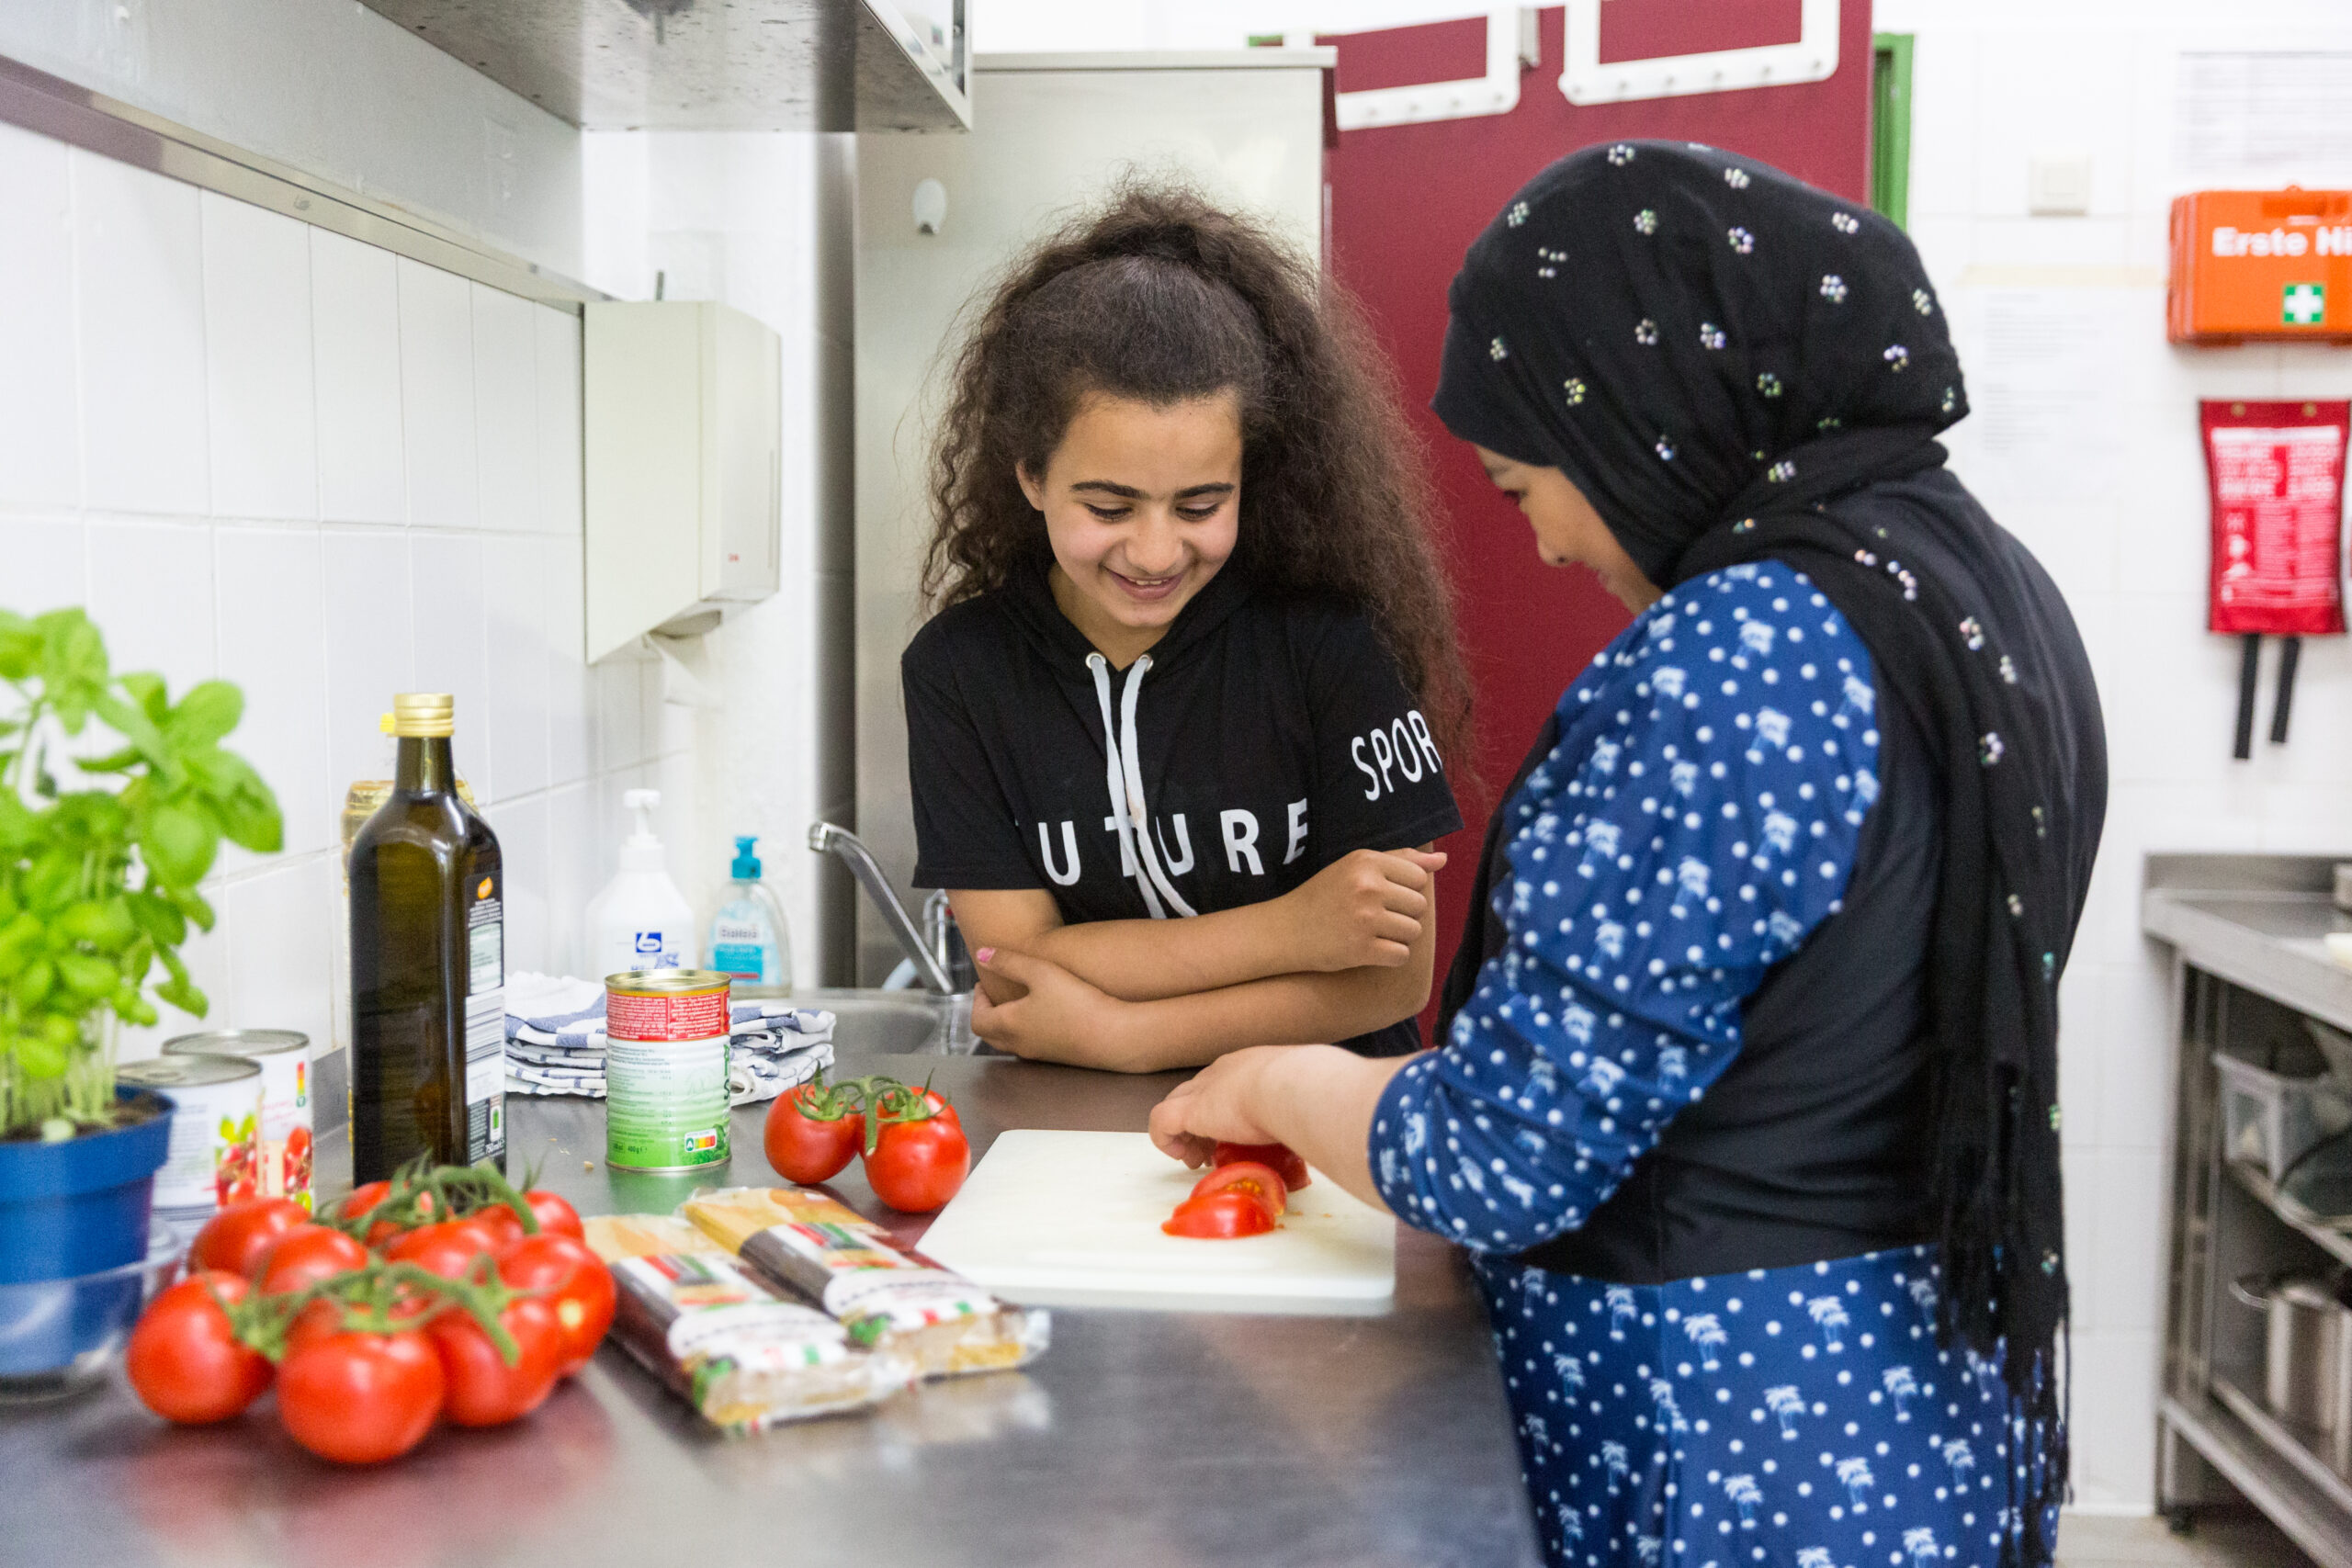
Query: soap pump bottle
[[709, 835, 794, 997], [586, 789, 696, 976]]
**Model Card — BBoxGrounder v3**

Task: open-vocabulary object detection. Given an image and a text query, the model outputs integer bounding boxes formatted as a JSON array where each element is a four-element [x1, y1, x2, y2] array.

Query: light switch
[[2028, 153, 2094, 216]]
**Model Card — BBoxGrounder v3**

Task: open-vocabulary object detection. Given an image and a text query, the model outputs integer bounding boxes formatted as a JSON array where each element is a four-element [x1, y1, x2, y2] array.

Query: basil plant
[[0, 609, 282, 1139]]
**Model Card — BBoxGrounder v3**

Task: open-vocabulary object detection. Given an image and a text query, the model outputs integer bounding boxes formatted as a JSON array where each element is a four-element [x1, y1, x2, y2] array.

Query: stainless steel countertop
[[0, 1052, 1541, 1568], [2143, 852, 2352, 1032]]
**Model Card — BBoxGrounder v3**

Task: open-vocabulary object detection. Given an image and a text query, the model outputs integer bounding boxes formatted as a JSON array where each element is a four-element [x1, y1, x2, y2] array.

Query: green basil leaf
[[91, 690, 177, 781], [55, 952, 115, 998], [141, 800, 220, 887], [164, 681, 243, 748], [216, 787, 283, 854], [14, 1028, 69, 1080], [129, 891, 187, 948], [118, 671, 169, 725], [11, 957, 54, 1009], [155, 975, 209, 1018]]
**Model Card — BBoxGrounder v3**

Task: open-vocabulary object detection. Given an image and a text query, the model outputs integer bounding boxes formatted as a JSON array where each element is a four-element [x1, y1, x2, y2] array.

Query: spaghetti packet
[[582, 1213, 914, 1433], [680, 1186, 1049, 1378]]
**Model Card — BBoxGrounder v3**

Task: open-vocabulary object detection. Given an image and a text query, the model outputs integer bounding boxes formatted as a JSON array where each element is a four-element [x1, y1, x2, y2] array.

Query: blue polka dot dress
[[1368, 563, 2052, 1567]]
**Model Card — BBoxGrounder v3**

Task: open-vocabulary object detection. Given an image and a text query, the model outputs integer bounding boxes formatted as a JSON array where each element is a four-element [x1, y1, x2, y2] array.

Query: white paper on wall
[[2175, 51, 2352, 180], [1954, 288, 2136, 504]]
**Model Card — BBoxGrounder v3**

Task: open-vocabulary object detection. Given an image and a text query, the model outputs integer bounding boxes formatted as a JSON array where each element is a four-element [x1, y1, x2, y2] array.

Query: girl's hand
[[1283, 848, 1446, 972], [970, 947, 1148, 1071], [1147, 1046, 1291, 1168]]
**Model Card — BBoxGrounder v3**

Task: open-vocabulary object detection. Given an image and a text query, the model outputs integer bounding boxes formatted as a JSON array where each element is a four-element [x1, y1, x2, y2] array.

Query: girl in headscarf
[[1148, 142, 2105, 1568]]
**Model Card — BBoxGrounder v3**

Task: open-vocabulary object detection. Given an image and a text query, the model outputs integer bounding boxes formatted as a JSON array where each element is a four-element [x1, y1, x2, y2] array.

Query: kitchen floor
[[2055, 1508, 2312, 1565]]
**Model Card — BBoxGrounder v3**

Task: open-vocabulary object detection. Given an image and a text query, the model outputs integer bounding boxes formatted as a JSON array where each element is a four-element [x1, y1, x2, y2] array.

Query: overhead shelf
[[356, 0, 969, 132]]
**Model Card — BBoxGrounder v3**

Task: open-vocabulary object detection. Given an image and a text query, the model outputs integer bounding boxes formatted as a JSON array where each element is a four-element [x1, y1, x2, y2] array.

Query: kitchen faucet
[[807, 822, 958, 995]]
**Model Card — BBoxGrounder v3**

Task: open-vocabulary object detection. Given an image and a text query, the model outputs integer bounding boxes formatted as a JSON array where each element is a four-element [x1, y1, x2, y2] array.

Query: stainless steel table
[[0, 1051, 1541, 1568]]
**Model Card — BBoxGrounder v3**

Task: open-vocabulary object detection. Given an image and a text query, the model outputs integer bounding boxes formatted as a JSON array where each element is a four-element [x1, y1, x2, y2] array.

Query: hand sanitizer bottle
[[586, 789, 696, 976], [709, 835, 793, 997]]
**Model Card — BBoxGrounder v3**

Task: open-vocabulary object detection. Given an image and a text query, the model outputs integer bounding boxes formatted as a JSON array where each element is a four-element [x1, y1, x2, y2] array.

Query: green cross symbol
[[2285, 282, 2326, 324]]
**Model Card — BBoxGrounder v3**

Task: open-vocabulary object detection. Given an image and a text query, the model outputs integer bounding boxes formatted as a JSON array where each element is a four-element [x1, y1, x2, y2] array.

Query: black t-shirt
[[903, 565, 1464, 1056]]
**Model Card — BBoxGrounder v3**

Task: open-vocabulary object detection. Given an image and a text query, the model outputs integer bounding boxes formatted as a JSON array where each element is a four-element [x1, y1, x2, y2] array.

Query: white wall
[[0, 116, 667, 1070], [581, 130, 859, 987], [1882, 0, 2352, 1513], [0, 0, 585, 280], [973, 0, 1482, 52]]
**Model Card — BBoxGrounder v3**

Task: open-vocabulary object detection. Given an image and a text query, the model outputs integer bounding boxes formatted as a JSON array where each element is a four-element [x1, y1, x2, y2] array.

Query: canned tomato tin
[[119, 1055, 264, 1235], [164, 1030, 314, 1211], [605, 969, 732, 1174]]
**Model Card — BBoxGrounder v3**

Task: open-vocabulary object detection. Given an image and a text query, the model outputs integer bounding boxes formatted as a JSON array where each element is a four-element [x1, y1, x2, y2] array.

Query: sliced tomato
[[1161, 1190, 1277, 1239], [1213, 1141, 1310, 1190], [1190, 1160, 1287, 1220]]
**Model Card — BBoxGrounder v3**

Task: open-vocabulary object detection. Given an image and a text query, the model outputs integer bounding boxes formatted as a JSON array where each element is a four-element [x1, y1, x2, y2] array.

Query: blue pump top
[[730, 835, 761, 881]]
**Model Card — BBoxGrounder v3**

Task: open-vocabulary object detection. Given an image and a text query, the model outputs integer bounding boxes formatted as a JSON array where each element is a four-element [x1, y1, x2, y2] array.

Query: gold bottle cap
[[390, 693, 456, 738]]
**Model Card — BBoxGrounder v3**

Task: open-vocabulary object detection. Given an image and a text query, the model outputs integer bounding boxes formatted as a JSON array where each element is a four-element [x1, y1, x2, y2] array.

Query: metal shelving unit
[[2147, 855, 2352, 1568]]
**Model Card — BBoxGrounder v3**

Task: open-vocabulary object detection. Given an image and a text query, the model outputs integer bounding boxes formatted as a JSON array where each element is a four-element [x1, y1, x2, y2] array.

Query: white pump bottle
[[586, 788, 697, 977]]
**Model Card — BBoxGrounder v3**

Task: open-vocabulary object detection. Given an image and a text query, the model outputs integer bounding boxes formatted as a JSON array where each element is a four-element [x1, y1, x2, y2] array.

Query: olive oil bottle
[[348, 694, 506, 1180]]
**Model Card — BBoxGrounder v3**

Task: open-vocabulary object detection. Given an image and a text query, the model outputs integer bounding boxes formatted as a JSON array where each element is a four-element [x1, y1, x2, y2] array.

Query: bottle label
[[466, 881, 504, 1163], [713, 942, 764, 980], [630, 930, 683, 968]]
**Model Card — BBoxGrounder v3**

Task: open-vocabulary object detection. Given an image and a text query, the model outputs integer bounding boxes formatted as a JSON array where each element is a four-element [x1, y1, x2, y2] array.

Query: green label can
[[605, 969, 732, 1174]]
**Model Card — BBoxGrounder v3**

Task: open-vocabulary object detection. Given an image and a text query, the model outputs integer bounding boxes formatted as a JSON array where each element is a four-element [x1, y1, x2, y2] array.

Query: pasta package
[[583, 1213, 915, 1433], [681, 1186, 1050, 1378]]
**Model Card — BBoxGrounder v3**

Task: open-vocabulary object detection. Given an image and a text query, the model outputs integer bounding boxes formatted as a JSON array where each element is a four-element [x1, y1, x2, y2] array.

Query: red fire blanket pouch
[[2202, 400, 2348, 756]]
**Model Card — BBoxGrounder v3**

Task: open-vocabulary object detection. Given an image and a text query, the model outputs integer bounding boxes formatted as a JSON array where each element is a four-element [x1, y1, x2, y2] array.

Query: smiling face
[[1019, 389, 1244, 667], [1474, 446, 1663, 614]]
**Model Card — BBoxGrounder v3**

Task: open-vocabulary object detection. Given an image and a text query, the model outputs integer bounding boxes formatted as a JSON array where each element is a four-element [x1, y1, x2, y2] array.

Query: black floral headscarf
[[1435, 141, 2105, 1567]]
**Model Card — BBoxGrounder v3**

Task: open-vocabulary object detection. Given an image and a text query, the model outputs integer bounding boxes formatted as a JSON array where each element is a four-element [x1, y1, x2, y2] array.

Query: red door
[[1320, 2, 1875, 1035]]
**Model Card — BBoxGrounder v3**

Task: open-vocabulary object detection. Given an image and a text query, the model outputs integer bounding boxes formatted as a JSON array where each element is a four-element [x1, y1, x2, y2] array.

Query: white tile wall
[[0, 127, 673, 1068], [1879, 0, 2352, 1511]]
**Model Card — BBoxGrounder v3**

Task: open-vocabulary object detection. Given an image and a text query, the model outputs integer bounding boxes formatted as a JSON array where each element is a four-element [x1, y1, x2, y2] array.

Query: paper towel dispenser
[[583, 301, 781, 661]]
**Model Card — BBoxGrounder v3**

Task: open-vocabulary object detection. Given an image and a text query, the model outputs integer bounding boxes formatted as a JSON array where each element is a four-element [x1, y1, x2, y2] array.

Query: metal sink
[[793, 987, 976, 1055]]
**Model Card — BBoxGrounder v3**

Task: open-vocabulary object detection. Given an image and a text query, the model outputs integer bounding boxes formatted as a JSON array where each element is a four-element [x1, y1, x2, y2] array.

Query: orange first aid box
[[2170, 189, 2352, 344]]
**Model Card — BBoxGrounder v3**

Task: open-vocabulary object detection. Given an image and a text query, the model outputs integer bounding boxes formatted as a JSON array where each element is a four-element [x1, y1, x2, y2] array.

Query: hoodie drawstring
[[1086, 652, 1196, 919]]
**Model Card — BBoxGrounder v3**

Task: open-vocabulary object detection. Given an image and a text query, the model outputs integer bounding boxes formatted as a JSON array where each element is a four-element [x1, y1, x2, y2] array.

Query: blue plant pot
[[0, 1089, 171, 1377]]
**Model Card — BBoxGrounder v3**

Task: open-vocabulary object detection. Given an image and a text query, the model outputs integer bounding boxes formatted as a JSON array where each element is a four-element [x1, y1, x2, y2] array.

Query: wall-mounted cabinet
[[356, 0, 968, 131], [584, 302, 781, 662]]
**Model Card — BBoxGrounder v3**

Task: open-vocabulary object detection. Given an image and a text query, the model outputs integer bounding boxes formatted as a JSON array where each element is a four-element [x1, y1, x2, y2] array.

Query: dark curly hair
[[922, 182, 1473, 770]]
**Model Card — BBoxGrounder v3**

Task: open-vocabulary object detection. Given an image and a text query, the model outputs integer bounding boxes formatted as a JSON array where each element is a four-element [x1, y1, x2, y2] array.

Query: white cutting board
[[917, 1130, 1396, 1315]]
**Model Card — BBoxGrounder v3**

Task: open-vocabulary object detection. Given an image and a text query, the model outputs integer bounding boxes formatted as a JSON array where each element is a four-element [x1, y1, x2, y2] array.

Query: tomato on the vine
[[522, 1190, 583, 1240], [1190, 1160, 1287, 1220], [467, 1203, 527, 1250], [426, 1294, 564, 1427], [190, 1198, 311, 1277], [386, 1219, 503, 1280], [126, 1271, 273, 1425], [1212, 1141, 1310, 1190], [277, 1329, 444, 1464], [1161, 1190, 1277, 1239], [497, 1234, 616, 1376], [863, 1113, 969, 1213], [763, 1085, 864, 1184], [252, 1224, 369, 1295]]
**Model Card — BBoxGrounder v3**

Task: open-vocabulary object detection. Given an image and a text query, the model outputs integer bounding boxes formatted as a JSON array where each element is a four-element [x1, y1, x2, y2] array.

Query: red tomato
[[522, 1190, 584, 1240], [190, 1198, 310, 1277], [1213, 1141, 1310, 1190], [763, 1087, 864, 1184], [1190, 1160, 1287, 1219], [862, 1113, 970, 1213], [277, 1329, 445, 1464], [385, 1219, 502, 1280], [467, 1204, 527, 1249], [497, 1235, 616, 1375], [342, 1181, 438, 1247], [426, 1295, 564, 1427], [1162, 1190, 1277, 1239], [125, 1271, 273, 1425], [252, 1224, 370, 1295]]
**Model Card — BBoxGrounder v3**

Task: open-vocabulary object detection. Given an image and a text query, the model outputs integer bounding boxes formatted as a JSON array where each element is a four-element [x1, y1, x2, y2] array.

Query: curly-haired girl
[[901, 184, 1472, 1071]]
